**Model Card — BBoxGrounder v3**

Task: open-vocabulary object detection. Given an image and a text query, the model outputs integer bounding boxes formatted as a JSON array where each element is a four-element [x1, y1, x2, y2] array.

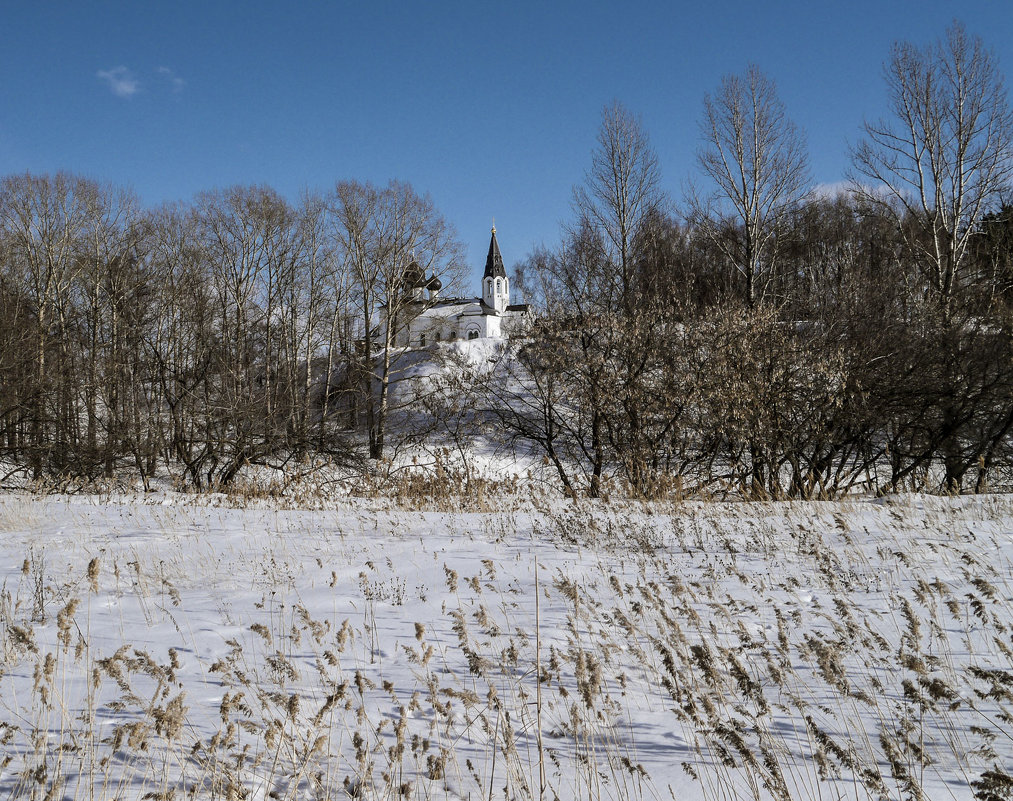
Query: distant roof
[[483, 226, 506, 280]]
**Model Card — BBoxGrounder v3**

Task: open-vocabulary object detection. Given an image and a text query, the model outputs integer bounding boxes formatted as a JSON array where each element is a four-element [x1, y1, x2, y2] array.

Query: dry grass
[[0, 495, 1011, 800]]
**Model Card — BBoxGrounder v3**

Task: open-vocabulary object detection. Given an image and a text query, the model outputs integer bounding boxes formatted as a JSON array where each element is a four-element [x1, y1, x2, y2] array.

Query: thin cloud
[[97, 66, 139, 98], [812, 181, 854, 199], [157, 66, 185, 93], [813, 180, 895, 203]]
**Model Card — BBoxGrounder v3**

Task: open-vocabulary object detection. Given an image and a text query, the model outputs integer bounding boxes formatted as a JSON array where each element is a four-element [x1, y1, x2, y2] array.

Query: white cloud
[[812, 181, 856, 199], [97, 66, 139, 98], [813, 180, 897, 204], [157, 66, 185, 93]]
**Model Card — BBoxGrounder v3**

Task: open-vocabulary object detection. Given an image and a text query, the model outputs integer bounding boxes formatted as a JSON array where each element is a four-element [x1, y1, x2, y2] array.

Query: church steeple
[[482, 224, 509, 312], [484, 225, 507, 280]]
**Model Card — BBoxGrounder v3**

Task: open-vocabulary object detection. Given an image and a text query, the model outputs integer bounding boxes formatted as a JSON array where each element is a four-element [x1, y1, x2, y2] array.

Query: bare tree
[[853, 23, 1013, 492], [332, 180, 463, 460], [853, 21, 1013, 322], [75, 182, 145, 475], [694, 65, 810, 306], [0, 173, 95, 476], [564, 105, 664, 495], [282, 191, 347, 452], [145, 202, 218, 489], [573, 101, 662, 315], [194, 186, 294, 484]]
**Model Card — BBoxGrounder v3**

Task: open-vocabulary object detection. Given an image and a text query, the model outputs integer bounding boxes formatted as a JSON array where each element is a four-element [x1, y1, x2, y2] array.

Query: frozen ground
[[1, 492, 1012, 800]]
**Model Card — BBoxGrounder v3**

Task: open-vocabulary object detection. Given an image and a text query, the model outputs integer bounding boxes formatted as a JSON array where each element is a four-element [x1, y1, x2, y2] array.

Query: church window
[[449, 331, 456, 339], [468, 330, 479, 340], [435, 331, 441, 342], [496, 278, 502, 294], [419, 333, 426, 347]]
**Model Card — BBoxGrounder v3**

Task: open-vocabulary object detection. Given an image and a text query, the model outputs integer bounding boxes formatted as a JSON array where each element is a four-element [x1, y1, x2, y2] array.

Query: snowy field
[[1, 493, 1012, 801]]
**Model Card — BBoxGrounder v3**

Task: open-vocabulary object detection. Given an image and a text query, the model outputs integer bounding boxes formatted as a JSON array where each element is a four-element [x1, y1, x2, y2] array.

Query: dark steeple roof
[[403, 259, 426, 289], [483, 226, 506, 279]]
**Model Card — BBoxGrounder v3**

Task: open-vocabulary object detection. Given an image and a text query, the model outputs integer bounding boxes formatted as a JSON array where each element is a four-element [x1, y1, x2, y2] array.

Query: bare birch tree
[[694, 65, 810, 306], [573, 101, 662, 314], [0, 173, 94, 476], [75, 182, 145, 474], [852, 21, 1013, 322]]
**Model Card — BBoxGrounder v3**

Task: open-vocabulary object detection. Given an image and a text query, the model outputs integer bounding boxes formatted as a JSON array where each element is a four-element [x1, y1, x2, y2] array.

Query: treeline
[[3, 21, 1012, 499], [477, 22, 1013, 498], [0, 177, 462, 489]]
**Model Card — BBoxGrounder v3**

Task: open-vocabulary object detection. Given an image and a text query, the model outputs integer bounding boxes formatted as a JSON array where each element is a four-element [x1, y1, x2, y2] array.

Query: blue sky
[[3, 1, 1013, 287]]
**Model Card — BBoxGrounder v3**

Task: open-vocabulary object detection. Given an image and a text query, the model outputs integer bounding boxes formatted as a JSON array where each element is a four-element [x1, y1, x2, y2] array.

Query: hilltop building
[[394, 226, 529, 347]]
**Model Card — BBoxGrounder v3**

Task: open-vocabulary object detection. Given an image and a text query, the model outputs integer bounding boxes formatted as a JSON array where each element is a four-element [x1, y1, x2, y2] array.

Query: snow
[[1, 492, 1012, 799]]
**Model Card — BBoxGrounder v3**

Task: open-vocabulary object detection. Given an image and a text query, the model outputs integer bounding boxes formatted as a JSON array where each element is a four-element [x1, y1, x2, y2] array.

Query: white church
[[394, 226, 529, 347]]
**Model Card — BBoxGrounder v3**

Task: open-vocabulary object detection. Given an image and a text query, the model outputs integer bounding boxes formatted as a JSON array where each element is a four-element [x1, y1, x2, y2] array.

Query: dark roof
[[403, 260, 426, 289], [408, 296, 481, 310], [426, 296, 477, 308], [452, 298, 498, 315], [404, 296, 515, 317], [483, 227, 507, 280]]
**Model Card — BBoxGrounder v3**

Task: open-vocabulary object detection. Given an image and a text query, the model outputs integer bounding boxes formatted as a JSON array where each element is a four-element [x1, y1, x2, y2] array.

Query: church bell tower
[[482, 224, 508, 313]]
